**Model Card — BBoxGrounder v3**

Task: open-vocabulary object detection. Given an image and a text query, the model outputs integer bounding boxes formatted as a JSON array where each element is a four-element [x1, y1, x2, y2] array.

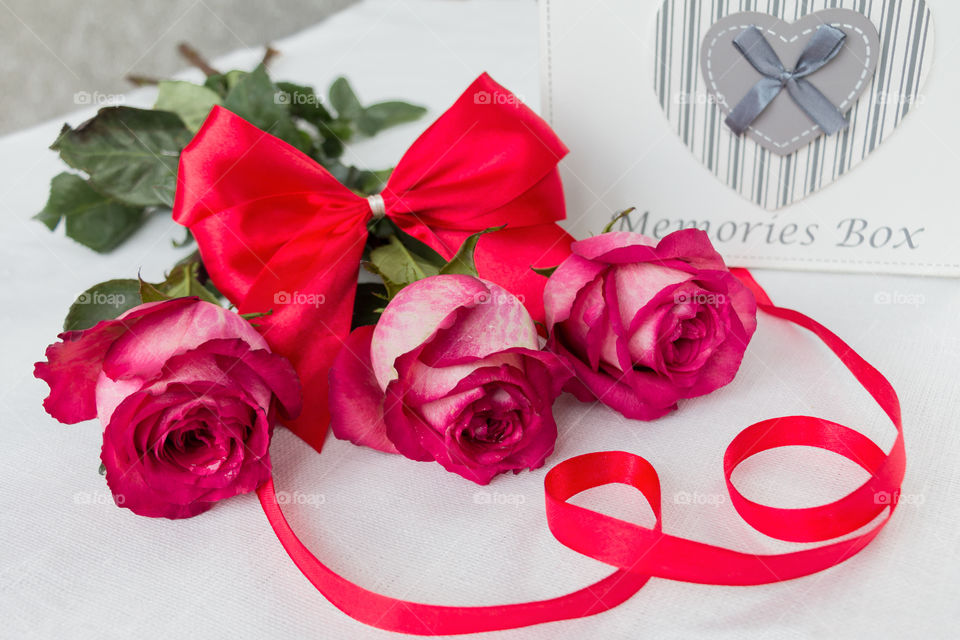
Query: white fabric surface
[[1, 1, 958, 638]]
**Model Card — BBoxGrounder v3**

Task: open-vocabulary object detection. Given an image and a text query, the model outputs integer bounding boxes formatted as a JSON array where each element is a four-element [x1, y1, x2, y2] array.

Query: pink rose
[[544, 229, 757, 420], [35, 298, 301, 519], [329, 275, 569, 484]]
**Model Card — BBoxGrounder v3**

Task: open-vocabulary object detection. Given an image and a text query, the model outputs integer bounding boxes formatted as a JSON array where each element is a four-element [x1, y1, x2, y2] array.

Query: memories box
[[540, 0, 959, 276]]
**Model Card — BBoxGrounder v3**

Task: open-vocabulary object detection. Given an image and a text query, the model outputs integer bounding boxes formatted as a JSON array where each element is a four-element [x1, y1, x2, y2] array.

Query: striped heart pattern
[[653, 0, 934, 210]]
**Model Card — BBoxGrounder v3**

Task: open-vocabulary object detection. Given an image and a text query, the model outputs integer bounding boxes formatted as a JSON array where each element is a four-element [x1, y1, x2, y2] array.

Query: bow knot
[[173, 74, 575, 452], [725, 24, 850, 136], [366, 193, 386, 219]]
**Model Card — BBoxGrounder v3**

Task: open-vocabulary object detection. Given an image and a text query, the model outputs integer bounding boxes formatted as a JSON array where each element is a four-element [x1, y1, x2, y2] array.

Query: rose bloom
[[544, 229, 757, 420], [35, 298, 300, 518], [329, 274, 569, 484]]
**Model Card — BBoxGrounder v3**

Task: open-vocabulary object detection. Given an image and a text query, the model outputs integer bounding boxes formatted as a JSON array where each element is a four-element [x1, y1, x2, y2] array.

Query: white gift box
[[540, 0, 959, 276]]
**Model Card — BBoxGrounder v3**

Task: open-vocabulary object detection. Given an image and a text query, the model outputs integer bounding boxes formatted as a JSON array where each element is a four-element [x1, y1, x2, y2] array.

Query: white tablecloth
[[1, 1, 957, 638]]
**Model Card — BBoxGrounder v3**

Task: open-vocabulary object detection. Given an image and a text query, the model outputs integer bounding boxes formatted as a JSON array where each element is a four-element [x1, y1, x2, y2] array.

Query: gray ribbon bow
[[725, 24, 850, 136]]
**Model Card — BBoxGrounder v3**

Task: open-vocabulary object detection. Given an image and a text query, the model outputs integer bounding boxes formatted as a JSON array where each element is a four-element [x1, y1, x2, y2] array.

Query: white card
[[540, 0, 959, 276]]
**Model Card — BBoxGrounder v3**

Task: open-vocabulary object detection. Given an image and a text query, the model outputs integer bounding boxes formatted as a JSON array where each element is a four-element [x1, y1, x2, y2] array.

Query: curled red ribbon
[[172, 73, 575, 452], [257, 268, 905, 635]]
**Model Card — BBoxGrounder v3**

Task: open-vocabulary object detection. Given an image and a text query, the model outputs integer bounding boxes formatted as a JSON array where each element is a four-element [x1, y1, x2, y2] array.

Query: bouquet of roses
[[31, 63, 906, 636]]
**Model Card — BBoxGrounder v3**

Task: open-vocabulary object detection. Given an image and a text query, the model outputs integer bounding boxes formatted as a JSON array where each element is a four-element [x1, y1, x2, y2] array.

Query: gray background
[[0, 0, 357, 134]]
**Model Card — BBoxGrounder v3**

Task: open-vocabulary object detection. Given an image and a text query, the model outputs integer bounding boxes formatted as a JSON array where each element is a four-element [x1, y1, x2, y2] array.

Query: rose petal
[[387, 347, 568, 485], [561, 274, 608, 370], [102, 300, 268, 382], [550, 337, 679, 420], [571, 231, 656, 260], [417, 295, 538, 367], [402, 352, 524, 404], [654, 228, 728, 271], [613, 262, 690, 326], [543, 254, 607, 329], [177, 338, 301, 420], [371, 275, 537, 391], [34, 298, 197, 424], [329, 325, 398, 454], [573, 229, 727, 272], [371, 275, 490, 391], [101, 383, 273, 519]]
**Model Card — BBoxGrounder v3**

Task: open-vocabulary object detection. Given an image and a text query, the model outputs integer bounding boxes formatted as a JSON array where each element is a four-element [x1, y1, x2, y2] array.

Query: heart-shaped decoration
[[652, 0, 934, 210], [701, 11, 880, 156]]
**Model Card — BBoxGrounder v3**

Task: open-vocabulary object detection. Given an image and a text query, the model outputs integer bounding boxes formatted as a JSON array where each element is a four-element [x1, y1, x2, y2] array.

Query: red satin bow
[[256, 269, 906, 635], [172, 73, 574, 451]]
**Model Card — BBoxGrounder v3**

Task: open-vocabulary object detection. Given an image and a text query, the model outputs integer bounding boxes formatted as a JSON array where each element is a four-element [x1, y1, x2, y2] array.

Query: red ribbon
[[256, 268, 906, 635], [172, 73, 575, 452]]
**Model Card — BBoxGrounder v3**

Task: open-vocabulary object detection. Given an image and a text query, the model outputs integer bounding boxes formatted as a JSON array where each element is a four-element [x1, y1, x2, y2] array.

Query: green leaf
[[354, 167, 393, 196], [439, 226, 504, 277], [63, 279, 142, 331], [369, 235, 440, 286], [602, 207, 637, 234], [203, 73, 230, 98], [51, 107, 192, 207], [154, 80, 222, 132], [317, 122, 351, 156], [362, 226, 504, 300], [361, 261, 405, 300], [223, 65, 309, 152], [328, 77, 363, 121], [275, 81, 333, 126], [138, 279, 170, 304], [98, 462, 106, 476], [388, 221, 446, 269], [357, 101, 427, 136], [239, 309, 273, 321], [139, 263, 220, 304], [531, 265, 558, 278], [35, 173, 145, 252], [224, 70, 247, 89], [153, 181, 176, 208]]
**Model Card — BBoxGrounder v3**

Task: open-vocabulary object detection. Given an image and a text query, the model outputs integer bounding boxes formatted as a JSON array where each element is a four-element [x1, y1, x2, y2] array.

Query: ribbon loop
[[725, 24, 850, 136]]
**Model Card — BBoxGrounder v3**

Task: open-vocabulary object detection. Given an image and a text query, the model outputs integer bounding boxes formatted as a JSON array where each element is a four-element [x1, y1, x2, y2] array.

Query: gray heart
[[700, 10, 880, 156]]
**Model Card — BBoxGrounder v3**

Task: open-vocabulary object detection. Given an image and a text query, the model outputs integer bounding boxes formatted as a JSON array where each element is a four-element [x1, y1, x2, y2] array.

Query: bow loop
[[383, 73, 568, 238], [725, 25, 850, 136], [792, 23, 848, 78], [732, 26, 787, 78], [173, 74, 575, 451]]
